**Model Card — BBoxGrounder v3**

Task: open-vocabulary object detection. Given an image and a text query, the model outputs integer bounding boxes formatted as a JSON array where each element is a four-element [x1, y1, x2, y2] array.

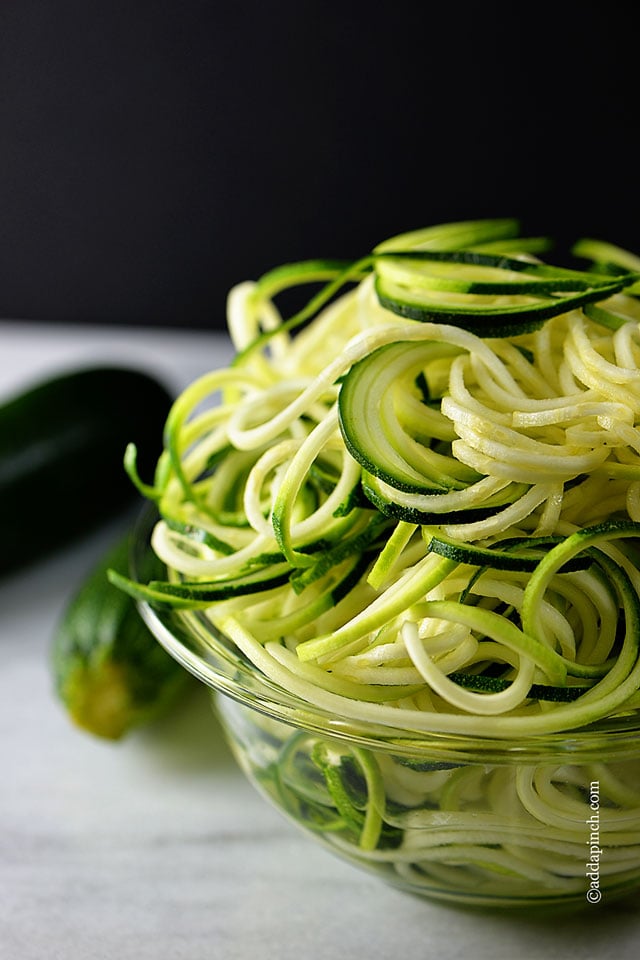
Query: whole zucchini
[[52, 532, 192, 739], [0, 366, 172, 575]]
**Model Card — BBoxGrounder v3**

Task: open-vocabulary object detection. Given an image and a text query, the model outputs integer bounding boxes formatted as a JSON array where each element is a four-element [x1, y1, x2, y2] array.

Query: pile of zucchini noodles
[[114, 218, 640, 740]]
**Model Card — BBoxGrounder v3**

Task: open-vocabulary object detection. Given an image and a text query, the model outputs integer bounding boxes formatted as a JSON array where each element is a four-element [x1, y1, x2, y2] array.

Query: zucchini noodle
[[114, 219, 640, 740]]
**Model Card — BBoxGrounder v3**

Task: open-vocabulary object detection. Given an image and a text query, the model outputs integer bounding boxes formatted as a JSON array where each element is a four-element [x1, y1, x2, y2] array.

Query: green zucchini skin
[[52, 533, 192, 740], [0, 366, 172, 575]]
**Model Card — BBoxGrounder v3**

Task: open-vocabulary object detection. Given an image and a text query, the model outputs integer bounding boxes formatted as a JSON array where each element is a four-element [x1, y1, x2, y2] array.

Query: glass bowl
[[131, 513, 640, 911]]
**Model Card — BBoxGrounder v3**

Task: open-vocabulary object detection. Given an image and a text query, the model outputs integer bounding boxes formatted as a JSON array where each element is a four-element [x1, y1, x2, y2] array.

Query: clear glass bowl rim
[[131, 507, 640, 764]]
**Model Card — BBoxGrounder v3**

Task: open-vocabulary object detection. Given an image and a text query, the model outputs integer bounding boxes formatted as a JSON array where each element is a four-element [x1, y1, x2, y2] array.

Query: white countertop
[[1, 320, 638, 960]]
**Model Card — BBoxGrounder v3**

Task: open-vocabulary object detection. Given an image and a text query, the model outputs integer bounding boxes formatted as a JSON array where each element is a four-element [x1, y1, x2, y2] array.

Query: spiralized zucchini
[[112, 218, 640, 739]]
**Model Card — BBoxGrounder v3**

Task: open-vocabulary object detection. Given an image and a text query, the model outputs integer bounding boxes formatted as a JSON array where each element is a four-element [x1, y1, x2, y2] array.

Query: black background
[[0, 1, 636, 330]]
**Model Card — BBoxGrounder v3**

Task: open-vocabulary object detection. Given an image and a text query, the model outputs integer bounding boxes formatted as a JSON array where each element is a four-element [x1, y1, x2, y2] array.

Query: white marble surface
[[1, 320, 639, 960]]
